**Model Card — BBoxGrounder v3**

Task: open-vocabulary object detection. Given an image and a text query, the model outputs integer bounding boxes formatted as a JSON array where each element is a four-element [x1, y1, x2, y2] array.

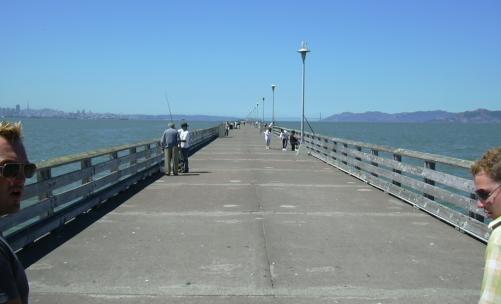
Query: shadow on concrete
[[17, 172, 163, 268]]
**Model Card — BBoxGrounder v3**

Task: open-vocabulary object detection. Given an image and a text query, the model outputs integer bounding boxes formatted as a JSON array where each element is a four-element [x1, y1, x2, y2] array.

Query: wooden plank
[[348, 157, 474, 211], [36, 139, 159, 170], [347, 149, 474, 192], [303, 131, 474, 168], [0, 200, 52, 232]]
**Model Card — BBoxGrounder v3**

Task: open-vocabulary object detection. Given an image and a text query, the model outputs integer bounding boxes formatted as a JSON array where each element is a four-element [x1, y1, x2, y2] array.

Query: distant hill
[[323, 109, 501, 123]]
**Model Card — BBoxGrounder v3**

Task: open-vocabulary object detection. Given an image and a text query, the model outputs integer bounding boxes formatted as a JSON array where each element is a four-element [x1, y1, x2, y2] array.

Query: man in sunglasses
[[0, 121, 34, 304], [472, 147, 501, 304]]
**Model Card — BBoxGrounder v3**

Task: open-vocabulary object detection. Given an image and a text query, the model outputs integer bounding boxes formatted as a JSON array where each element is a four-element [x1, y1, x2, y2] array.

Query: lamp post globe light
[[298, 41, 310, 144], [271, 84, 277, 124]]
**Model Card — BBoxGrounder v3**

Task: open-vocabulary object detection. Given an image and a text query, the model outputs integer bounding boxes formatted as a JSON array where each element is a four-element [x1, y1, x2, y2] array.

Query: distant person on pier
[[279, 129, 289, 151], [225, 122, 230, 136], [160, 123, 179, 176], [264, 127, 272, 149], [178, 122, 191, 173], [289, 130, 299, 151], [472, 147, 501, 304], [0, 121, 36, 304]]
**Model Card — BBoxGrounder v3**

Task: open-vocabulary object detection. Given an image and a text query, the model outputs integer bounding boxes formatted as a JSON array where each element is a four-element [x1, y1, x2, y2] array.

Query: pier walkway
[[24, 125, 484, 303]]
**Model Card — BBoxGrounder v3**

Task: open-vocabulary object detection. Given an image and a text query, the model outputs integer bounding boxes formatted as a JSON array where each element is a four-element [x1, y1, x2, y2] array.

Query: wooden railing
[[275, 127, 487, 242], [0, 124, 224, 251]]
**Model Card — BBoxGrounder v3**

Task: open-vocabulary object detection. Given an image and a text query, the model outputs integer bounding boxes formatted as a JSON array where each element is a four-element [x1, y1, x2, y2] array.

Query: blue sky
[[1, 0, 500, 119]]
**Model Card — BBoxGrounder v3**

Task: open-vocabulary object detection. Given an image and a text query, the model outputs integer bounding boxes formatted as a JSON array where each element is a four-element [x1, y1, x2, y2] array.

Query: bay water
[[5, 118, 220, 163], [3, 118, 501, 163], [277, 121, 501, 161]]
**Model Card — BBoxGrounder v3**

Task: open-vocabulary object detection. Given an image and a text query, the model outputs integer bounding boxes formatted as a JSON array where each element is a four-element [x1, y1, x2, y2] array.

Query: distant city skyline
[[1, 1, 500, 118], [2, 103, 498, 122]]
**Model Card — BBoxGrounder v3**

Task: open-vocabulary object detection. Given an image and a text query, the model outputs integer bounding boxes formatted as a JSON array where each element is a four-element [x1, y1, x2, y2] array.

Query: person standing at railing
[[472, 147, 501, 304], [289, 130, 299, 152], [178, 122, 191, 173], [160, 123, 180, 176], [0, 121, 36, 304]]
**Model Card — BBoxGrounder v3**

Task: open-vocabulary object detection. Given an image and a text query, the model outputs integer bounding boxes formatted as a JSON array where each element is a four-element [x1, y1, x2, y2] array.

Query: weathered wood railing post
[[332, 141, 337, 161], [81, 158, 92, 185], [145, 144, 151, 159], [355, 146, 362, 170], [424, 160, 436, 201], [111, 152, 119, 172], [392, 154, 402, 187], [129, 147, 137, 174], [469, 193, 484, 222], [371, 149, 379, 177], [37, 167, 53, 218], [342, 143, 348, 165]]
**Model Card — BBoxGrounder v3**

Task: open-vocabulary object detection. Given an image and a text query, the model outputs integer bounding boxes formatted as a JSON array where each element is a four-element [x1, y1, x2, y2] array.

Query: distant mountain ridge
[[323, 109, 501, 123]]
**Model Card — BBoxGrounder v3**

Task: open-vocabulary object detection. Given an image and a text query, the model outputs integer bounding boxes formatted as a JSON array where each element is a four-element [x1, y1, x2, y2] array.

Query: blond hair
[[0, 121, 23, 143], [471, 147, 501, 182]]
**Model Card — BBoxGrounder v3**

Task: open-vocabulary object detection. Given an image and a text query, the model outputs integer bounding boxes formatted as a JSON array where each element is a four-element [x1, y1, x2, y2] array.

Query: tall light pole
[[262, 97, 265, 124], [256, 102, 259, 125], [298, 41, 310, 144], [271, 84, 277, 124]]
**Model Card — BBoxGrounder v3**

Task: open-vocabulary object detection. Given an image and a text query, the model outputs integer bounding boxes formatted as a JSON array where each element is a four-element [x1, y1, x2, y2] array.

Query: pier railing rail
[[275, 126, 487, 242], [0, 124, 224, 251]]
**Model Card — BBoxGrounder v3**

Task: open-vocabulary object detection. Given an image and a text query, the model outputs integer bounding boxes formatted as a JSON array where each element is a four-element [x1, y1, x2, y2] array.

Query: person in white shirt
[[178, 122, 191, 173], [264, 127, 272, 149]]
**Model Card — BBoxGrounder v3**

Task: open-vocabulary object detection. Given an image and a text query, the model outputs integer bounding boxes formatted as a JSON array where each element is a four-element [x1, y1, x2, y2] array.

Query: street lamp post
[[256, 102, 259, 126], [271, 84, 277, 124], [262, 97, 265, 125], [298, 41, 310, 144]]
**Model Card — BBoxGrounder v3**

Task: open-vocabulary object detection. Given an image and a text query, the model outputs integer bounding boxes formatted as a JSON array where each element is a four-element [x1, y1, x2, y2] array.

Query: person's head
[[280, 129, 284, 132], [471, 147, 501, 219], [0, 121, 35, 216], [268, 127, 271, 132], [181, 122, 188, 130], [291, 130, 295, 135], [168, 122, 175, 129]]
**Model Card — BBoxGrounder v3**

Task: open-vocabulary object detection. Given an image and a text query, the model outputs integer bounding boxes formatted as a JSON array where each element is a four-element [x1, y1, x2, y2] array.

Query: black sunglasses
[[0, 163, 37, 179], [475, 184, 501, 201]]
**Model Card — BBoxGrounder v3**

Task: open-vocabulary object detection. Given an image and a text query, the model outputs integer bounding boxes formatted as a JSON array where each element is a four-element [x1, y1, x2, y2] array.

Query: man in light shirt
[[472, 147, 501, 303], [178, 122, 191, 173]]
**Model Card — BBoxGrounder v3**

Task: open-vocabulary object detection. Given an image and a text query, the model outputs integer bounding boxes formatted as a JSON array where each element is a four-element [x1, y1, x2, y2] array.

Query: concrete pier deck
[[24, 125, 485, 303]]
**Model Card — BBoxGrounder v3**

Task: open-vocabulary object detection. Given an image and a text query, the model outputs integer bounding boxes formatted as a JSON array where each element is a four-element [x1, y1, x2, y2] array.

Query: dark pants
[[291, 142, 297, 151], [180, 148, 189, 172], [282, 138, 288, 149]]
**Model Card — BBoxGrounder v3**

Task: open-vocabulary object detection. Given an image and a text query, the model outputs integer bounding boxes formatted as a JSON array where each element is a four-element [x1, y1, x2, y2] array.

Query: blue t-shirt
[[0, 236, 28, 304]]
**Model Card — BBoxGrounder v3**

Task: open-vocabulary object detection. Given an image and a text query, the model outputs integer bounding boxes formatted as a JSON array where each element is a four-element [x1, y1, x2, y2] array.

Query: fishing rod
[[164, 91, 174, 122]]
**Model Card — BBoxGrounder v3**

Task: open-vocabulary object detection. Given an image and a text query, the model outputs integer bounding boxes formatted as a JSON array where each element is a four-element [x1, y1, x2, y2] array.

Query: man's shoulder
[[490, 226, 501, 245]]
